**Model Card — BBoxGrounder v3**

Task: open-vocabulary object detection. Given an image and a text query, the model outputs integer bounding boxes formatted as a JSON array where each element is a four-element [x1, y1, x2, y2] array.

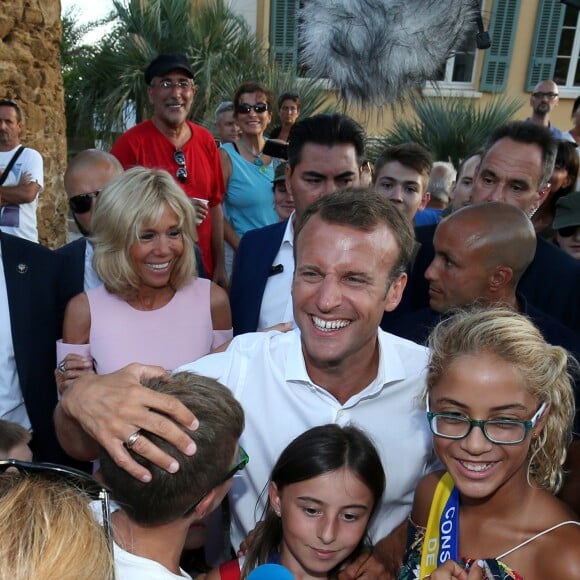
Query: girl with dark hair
[[207, 424, 386, 579]]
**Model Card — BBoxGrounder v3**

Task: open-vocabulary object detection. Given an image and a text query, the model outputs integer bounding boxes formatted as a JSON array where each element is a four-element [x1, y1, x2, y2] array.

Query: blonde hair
[[0, 474, 113, 579], [91, 166, 197, 299], [427, 306, 575, 493]]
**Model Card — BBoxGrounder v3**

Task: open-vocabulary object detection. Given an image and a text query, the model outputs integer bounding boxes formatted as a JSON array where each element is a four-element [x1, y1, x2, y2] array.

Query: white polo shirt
[[178, 327, 434, 550]]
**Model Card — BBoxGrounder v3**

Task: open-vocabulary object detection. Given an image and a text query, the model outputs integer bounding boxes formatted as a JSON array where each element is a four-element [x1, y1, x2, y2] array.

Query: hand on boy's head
[[61, 363, 199, 482], [338, 551, 387, 579]]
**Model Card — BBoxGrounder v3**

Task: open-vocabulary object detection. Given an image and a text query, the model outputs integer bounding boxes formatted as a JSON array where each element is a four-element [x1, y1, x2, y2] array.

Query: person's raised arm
[[54, 363, 198, 482]]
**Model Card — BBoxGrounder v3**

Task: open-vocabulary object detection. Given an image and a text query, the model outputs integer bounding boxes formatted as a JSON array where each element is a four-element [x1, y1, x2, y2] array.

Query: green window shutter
[[270, 0, 298, 71], [525, 0, 565, 91], [480, 0, 521, 92]]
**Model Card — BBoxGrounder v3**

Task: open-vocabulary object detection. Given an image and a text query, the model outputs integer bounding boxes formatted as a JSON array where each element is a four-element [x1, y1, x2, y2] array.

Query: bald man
[[386, 202, 580, 354], [57, 150, 123, 295], [528, 80, 565, 139]]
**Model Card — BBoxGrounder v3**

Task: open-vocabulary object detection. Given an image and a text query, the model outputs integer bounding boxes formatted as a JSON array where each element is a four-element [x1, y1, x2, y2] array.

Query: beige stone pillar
[[0, 0, 67, 247]]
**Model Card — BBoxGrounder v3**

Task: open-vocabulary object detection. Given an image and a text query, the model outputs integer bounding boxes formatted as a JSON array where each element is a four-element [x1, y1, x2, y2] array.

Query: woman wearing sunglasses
[[398, 307, 580, 580], [56, 167, 232, 392], [553, 191, 580, 261], [219, 81, 281, 277]]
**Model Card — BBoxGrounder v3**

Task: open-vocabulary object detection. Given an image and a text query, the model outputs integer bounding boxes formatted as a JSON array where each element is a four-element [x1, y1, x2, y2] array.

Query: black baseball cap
[[144, 53, 194, 85]]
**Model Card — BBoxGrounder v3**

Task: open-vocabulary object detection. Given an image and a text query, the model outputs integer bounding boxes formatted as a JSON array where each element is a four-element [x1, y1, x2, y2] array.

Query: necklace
[[238, 138, 268, 172]]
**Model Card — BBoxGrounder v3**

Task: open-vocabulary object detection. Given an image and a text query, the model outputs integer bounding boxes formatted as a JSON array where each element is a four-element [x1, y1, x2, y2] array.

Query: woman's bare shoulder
[[410, 470, 446, 527]]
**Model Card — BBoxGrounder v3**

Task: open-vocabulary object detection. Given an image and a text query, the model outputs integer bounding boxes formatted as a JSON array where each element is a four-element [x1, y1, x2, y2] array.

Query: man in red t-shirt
[[111, 53, 226, 285]]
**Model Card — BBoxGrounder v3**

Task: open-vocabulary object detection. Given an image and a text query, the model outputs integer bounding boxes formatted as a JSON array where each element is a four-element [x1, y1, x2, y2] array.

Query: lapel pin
[[17, 263, 28, 274]]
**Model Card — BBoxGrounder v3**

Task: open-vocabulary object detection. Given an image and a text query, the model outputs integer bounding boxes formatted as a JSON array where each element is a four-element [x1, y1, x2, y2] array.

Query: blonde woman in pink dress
[[56, 166, 232, 390]]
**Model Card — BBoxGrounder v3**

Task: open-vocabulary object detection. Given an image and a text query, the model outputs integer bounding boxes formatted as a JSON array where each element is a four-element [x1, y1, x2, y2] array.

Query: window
[[554, 7, 580, 88], [432, 34, 478, 86]]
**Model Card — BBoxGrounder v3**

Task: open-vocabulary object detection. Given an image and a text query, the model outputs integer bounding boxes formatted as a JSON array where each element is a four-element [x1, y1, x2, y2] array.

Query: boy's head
[[0, 420, 32, 462], [374, 142, 433, 220], [99, 372, 245, 525]]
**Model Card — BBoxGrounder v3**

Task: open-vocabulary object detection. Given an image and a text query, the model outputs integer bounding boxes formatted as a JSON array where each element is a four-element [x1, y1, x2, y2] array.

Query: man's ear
[[419, 191, 431, 211], [489, 265, 513, 292], [384, 272, 407, 313], [147, 85, 154, 105], [187, 489, 218, 522], [285, 164, 293, 196], [536, 183, 551, 210]]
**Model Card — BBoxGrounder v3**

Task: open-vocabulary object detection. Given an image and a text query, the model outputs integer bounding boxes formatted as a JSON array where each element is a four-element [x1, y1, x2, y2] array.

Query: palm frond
[[369, 95, 523, 167]]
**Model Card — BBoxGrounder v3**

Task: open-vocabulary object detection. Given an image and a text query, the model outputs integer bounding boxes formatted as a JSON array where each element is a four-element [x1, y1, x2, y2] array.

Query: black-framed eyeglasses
[[174, 149, 188, 183], [68, 190, 100, 214], [182, 446, 249, 517], [532, 91, 559, 100], [557, 225, 580, 238], [0, 459, 113, 549], [426, 398, 547, 445], [235, 103, 269, 115]]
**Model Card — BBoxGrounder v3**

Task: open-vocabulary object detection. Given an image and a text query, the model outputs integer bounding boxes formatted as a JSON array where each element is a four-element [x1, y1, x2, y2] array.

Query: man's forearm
[[0, 182, 40, 204], [53, 401, 100, 462]]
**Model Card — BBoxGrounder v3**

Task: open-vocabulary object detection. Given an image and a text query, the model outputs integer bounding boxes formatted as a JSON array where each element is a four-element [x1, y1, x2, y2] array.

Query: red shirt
[[111, 119, 224, 276]]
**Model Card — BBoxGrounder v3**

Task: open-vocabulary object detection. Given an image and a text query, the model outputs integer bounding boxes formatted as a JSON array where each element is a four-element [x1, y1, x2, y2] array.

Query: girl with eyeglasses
[[219, 81, 281, 278], [398, 307, 580, 580], [206, 424, 385, 580]]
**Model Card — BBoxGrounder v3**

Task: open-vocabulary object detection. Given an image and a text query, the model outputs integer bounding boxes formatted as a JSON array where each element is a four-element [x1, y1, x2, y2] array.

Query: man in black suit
[[229, 113, 366, 335], [405, 121, 580, 333], [0, 231, 78, 463], [56, 149, 123, 296]]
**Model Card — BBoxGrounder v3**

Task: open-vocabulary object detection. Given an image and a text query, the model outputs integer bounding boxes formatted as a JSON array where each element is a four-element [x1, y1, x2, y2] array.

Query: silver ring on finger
[[125, 430, 142, 449], [57, 361, 66, 373]]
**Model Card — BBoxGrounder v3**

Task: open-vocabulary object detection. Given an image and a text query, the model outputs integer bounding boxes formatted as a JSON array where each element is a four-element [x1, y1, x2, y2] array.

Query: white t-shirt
[[178, 328, 434, 550], [89, 502, 192, 580], [0, 244, 31, 429], [0, 146, 44, 242]]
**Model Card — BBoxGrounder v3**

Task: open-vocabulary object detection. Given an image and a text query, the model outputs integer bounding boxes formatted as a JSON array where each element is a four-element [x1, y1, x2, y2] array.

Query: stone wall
[[0, 0, 67, 247]]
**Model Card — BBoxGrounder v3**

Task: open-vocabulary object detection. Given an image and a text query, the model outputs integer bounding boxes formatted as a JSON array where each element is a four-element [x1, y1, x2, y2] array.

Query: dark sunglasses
[[0, 459, 113, 551], [182, 446, 249, 517], [235, 103, 269, 115], [557, 225, 580, 237], [68, 190, 100, 214], [174, 149, 188, 183]]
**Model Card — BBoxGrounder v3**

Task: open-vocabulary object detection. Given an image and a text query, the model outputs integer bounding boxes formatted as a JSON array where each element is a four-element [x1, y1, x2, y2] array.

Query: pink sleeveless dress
[[74, 277, 228, 373]]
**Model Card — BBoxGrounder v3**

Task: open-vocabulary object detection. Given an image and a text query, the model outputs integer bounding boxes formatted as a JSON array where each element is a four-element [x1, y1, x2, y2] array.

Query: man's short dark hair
[[287, 113, 366, 170], [277, 92, 301, 109], [99, 373, 244, 525], [373, 142, 433, 185], [294, 188, 415, 282], [484, 121, 557, 189], [0, 99, 22, 122]]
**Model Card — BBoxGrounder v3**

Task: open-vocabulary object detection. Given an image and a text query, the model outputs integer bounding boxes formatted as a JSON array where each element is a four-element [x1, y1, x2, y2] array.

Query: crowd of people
[[1, 52, 580, 579]]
